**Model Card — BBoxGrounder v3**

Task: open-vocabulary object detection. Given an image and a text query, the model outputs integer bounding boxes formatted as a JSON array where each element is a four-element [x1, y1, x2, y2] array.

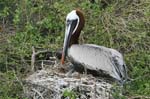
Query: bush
[[0, 0, 149, 98]]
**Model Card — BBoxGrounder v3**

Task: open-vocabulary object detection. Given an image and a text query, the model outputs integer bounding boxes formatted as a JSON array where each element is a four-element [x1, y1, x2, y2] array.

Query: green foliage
[[63, 89, 77, 99], [0, 0, 150, 98], [111, 85, 126, 99], [0, 71, 23, 99]]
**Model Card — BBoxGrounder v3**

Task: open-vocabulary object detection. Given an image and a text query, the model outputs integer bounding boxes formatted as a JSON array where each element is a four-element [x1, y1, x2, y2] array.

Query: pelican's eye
[[66, 19, 71, 27]]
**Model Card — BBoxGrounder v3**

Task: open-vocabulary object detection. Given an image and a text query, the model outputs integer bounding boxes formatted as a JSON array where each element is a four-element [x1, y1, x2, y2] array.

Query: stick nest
[[24, 59, 114, 99]]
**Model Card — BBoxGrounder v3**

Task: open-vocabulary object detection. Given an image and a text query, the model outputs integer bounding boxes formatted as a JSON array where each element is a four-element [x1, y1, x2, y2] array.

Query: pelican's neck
[[69, 9, 85, 47], [69, 32, 79, 46]]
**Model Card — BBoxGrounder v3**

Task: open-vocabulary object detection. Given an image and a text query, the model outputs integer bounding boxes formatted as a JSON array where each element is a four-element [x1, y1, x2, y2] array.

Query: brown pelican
[[61, 9, 128, 84]]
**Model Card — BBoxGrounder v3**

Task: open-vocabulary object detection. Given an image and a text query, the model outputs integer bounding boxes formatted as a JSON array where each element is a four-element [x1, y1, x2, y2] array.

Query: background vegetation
[[0, 0, 149, 98]]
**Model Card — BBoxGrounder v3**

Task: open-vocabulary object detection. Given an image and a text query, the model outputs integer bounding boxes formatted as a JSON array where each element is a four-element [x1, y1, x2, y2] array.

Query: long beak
[[61, 21, 76, 64]]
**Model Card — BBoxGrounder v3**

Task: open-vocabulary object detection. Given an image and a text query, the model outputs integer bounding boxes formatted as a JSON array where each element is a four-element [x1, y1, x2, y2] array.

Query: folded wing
[[68, 44, 127, 82]]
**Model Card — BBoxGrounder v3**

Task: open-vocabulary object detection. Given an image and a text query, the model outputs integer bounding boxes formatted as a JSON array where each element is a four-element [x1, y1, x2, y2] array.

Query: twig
[[31, 46, 36, 71], [41, 60, 44, 70], [32, 88, 44, 99], [12, 70, 26, 94], [31, 46, 49, 71], [128, 95, 150, 99]]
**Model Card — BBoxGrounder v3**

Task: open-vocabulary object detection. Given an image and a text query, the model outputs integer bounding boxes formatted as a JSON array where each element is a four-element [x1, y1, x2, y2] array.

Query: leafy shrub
[[0, 0, 149, 98]]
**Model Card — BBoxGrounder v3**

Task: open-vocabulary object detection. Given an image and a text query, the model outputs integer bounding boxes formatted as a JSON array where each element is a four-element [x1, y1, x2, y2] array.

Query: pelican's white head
[[61, 9, 85, 64]]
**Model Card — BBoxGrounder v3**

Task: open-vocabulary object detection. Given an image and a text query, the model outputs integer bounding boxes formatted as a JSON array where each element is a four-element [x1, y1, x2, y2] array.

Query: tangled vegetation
[[0, 0, 149, 98]]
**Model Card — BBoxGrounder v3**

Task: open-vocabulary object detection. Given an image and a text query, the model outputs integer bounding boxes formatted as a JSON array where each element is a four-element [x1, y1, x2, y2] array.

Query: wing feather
[[68, 44, 127, 81]]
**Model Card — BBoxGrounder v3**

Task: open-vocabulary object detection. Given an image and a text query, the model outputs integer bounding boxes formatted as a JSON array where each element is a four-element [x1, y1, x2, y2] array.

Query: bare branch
[[31, 46, 49, 72], [32, 88, 44, 99], [128, 96, 150, 99]]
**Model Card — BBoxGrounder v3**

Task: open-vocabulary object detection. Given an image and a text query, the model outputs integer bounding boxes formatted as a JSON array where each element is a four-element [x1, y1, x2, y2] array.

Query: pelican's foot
[[65, 65, 75, 77], [81, 67, 88, 78]]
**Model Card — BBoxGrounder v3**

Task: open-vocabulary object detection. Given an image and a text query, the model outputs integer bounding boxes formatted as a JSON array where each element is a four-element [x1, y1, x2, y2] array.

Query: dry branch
[[31, 46, 49, 71]]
